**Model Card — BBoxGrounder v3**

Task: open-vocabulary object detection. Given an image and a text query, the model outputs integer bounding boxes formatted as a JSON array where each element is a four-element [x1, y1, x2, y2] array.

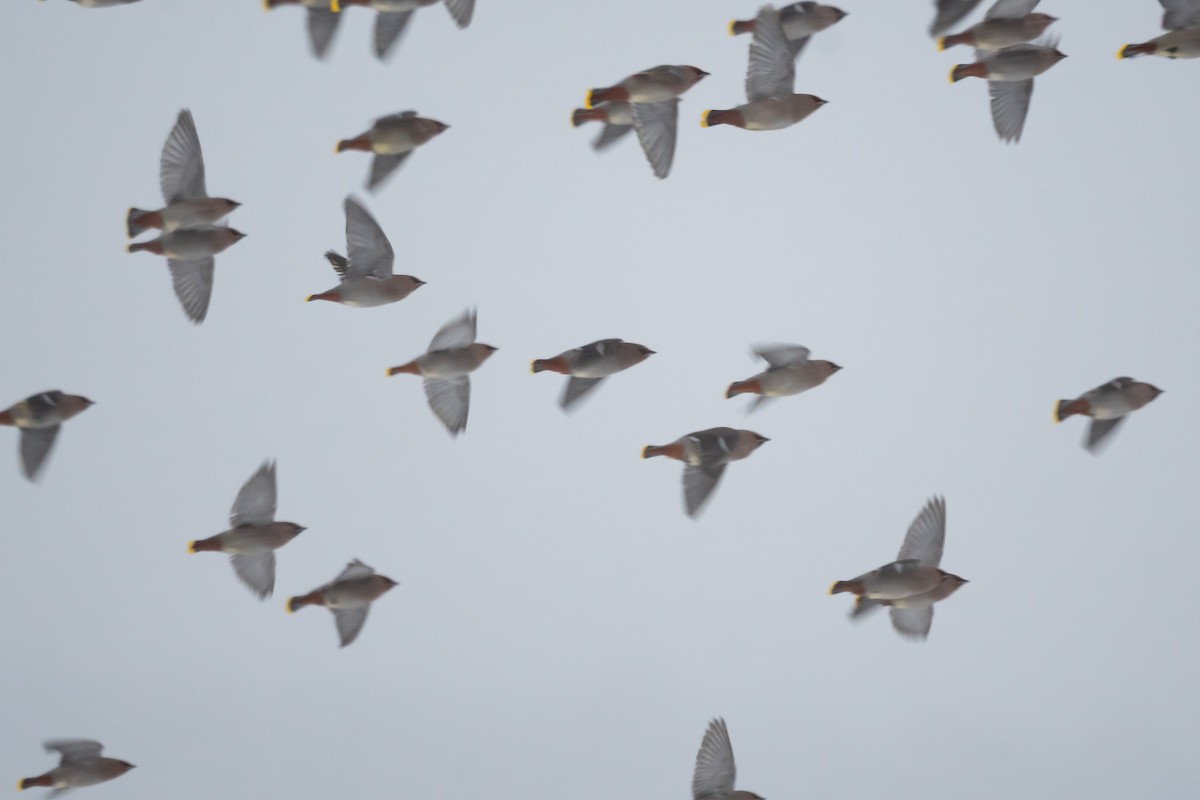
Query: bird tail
[[126, 208, 161, 238], [829, 580, 864, 596], [386, 361, 421, 377], [1118, 42, 1155, 59], [187, 538, 219, 554], [287, 591, 321, 613], [572, 108, 605, 127], [586, 86, 629, 108], [725, 379, 762, 399], [0, 410, 13, 426], [18, 775, 53, 791], [1054, 398, 1088, 423], [729, 19, 755, 35], [938, 32, 968, 51], [127, 239, 160, 254], [949, 63, 987, 83], [701, 109, 740, 128], [642, 445, 666, 459], [531, 356, 569, 374]]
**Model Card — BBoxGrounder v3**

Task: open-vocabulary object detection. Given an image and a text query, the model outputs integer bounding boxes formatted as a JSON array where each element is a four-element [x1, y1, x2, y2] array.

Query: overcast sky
[[2, 1, 1198, 798]]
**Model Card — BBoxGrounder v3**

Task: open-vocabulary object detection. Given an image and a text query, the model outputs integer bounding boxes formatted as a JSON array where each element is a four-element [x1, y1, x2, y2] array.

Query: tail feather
[[19, 776, 53, 790], [829, 580, 864, 596], [1054, 398, 1088, 423], [127, 208, 152, 238], [642, 445, 664, 459], [701, 109, 740, 128], [572, 108, 604, 127], [729, 19, 755, 35], [1118, 42, 1155, 59]]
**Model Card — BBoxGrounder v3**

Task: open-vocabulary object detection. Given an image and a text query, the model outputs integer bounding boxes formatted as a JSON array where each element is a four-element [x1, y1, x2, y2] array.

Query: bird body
[[306, 197, 425, 307], [0, 391, 93, 481], [288, 560, 398, 647], [1120, 0, 1200, 58], [532, 339, 654, 410], [643, 427, 768, 517], [726, 345, 840, 409], [18, 740, 134, 793], [949, 42, 1066, 142], [1054, 377, 1162, 452], [337, 112, 448, 190]]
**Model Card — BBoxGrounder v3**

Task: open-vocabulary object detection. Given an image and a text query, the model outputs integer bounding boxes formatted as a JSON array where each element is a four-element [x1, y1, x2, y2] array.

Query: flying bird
[[127, 110, 241, 239], [937, 0, 1057, 51], [571, 101, 635, 152], [643, 427, 768, 518], [264, 0, 343, 59], [704, 6, 828, 131], [307, 196, 425, 307], [18, 740, 134, 795], [830, 496, 967, 640], [531, 339, 655, 411], [1054, 377, 1163, 453], [930, 0, 987, 37], [728, 2, 847, 61], [0, 391, 93, 482], [1119, 0, 1200, 59], [188, 461, 306, 599], [128, 226, 246, 323], [386, 309, 497, 436], [330, 0, 475, 60], [949, 39, 1067, 142], [725, 344, 840, 411], [585, 65, 709, 178], [336, 111, 449, 192], [692, 718, 764, 800], [288, 559, 399, 648]]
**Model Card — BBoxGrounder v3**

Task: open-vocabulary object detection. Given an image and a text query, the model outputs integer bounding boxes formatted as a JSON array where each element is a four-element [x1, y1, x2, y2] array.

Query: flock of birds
[[11, 0, 1191, 796]]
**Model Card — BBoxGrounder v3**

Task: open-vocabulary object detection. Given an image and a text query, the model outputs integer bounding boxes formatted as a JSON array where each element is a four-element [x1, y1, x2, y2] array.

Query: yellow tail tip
[[187, 540, 198, 554], [1117, 46, 1129, 59], [937, 36, 946, 52], [286, 600, 296, 614], [305, 294, 316, 302], [828, 582, 839, 596], [331, 0, 342, 11], [530, 361, 538, 374], [17, 781, 26, 791], [700, 110, 712, 128], [585, 90, 596, 110], [263, 0, 272, 10], [948, 66, 958, 84], [728, 19, 737, 36]]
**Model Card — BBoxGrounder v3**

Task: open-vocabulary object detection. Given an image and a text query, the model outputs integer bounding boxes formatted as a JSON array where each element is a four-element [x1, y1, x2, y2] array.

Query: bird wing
[[560, 377, 605, 411], [374, 10, 414, 59], [45, 740, 103, 765], [930, 0, 985, 36], [443, 0, 475, 27], [849, 595, 884, 620], [746, 6, 796, 100], [753, 344, 810, 367], [890, 604, 935, 640], [592, 123, 634, 151], [988, 78, 1034, 143], [897, 496, 947, 568], [428, 308, 477, 351], [306, 7, 341, 59], [683, 462, 727, 519], [334, 559, 376, 584], [344, 196, 395, 279], [229, 461, 278, 527], [985, 0, 1040, 19], [230, 552, 276, 599], [1161, 0, 1200, 31], [366, 152, 413, 192], [630, 99, 679, 180], [19, 425, 60, 482], [325, 250, 351, 279], [1085, 417, 1126, 454], [334, 605, 370, 647], [168, 257, 215, 325], [424, 376, 471, 436], [160, 109, 207, 202], [692, 718, 737, 800]]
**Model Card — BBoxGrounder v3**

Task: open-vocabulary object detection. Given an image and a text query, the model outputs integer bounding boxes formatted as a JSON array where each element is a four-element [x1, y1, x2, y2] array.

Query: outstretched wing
[[630, 99, 679, 180], [230, 461, 278, 527], [168, 257, 215, 324], [896, 496, 947, 568], [160, 109, 207, 202], [746, 6, 796, 100], [988, 78, 1034, 143], [343, 196, 395, 279], [19, 426, 60, 481]]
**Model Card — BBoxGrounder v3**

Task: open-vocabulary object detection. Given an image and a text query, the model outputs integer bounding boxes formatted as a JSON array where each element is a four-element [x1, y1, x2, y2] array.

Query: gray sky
[[2, 1, 1198, 798]]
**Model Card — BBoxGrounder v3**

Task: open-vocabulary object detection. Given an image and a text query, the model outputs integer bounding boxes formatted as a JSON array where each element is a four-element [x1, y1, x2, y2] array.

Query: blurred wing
[[930, 0, 985, 36], [230, 552, 276, 599], [424, 377, 470, 436], [897, 496, 946, 567], [160, 109, 207, 202], [19, 426, 60, 481], [753, 344, 810, 367], [692, 718, 737, 800], [366, 152, 412, 192], [630, 99, 679, 180], [560, 377, 605, 411], [850, 596, 884, 620], [443, 0, 474, 27], [168, 257, 215, 324], [746, 7, 796, 100], [890, 604, 934, 640], [745, 394, 777, 414], [325, 250, 351, 279], [344, 196, 395, 278], [230, 461, 278, 527], [787, 35, 812, 59], [334, 606, 370, 647], [334, 559, 376, 583], [1161, 0, 1200, 30], [592, 123, 634, 151], [1085, 417, 1126, 454], [374, 10, 414, 59], [985, 0, 1039, 19], [306, 7, 341, 59], [988, 78, 1033, 143], [683, 463, 726, 518], [428, 309, 477, 351], [45, 740, 103, 764]]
